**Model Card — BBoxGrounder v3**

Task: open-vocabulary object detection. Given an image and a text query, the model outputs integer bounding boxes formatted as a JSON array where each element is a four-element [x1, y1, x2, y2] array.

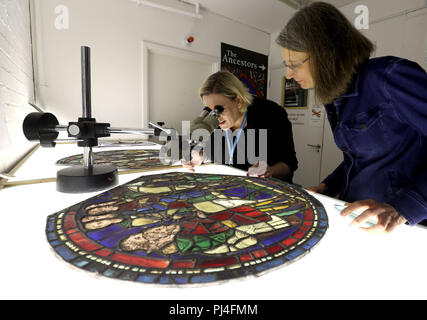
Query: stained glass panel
[[56, 149, 168, 169], [46, 172, 328, 284]]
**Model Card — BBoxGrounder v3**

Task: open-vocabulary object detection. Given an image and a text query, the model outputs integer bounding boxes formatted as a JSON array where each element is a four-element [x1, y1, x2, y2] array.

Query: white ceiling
[[195, 0, 362, 34]]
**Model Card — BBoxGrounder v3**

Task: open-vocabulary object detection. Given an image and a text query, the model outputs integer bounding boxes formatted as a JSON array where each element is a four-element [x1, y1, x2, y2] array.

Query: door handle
[[307, 144, 321, 152]]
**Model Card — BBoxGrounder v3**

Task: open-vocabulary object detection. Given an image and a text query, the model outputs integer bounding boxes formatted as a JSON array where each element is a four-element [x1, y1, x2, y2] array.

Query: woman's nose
[[285, 67, 295, 79]]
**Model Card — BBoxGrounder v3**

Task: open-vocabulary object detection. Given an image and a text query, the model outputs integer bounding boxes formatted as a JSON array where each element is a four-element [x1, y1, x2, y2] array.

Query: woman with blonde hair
[[183, 70, 298, 183], [277, 1, 427, 231]]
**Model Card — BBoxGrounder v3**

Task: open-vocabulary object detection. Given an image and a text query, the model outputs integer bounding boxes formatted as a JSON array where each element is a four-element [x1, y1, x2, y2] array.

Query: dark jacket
[[322, 56, 427, 225], [206, 97, 298, 183]]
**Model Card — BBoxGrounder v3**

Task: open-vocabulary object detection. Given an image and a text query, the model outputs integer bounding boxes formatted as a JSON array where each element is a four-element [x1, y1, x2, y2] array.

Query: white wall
[[0, 0, 37, 174], [32, 0, 270, 129], [340, 0, 427, 68]]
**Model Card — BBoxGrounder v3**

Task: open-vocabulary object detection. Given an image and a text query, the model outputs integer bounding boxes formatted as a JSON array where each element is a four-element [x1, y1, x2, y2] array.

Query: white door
[[142, 42, 219, 134], [269, 66, 342, 188]]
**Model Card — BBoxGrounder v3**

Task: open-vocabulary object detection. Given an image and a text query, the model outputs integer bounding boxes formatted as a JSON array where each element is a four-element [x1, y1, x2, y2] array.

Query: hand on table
[[306, 183, 328, 195], [181, 150, 205, 172], [341, 199, 407, 233], [247, 161, 273, 178]]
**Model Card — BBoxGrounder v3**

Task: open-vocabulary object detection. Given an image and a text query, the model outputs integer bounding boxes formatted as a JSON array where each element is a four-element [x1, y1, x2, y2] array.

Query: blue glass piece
[[191, 274, 216, 283], [261, 227, 296, 246], [99, 227, 142, 248], [285, 248, 304, 260], [222, 186, 247, 197], [92, 192, 112, 204], [47, 220, 55, 232], [161, 197, 178, 203], [174, 276, 189, 284], [72, 259, 90, 268], [88, 224, 123, 241], [152, 204, 166, 210], [47, 232, 57, 241], [302, 237, 320, 250], [137, 275, 156, 283], [120, 272, 137, 281], [255, 192, 273, 200], [159, 276, 171, 284], [55, 245, 77, 261], [186, 190, 204, 197], [49, 240, 62, 247], [103, 269, 121, 278], [133, 251, 147, 257]]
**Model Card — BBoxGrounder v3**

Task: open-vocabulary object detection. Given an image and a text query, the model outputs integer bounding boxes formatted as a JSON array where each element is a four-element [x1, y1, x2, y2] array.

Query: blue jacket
[[322, 56, 427, 225]]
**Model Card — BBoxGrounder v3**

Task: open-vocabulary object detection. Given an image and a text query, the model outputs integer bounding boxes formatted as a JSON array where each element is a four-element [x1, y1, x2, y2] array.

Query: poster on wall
[[309, 105, 324, 127], [281, 77, 308, 109], [221, 43, 268, 98]]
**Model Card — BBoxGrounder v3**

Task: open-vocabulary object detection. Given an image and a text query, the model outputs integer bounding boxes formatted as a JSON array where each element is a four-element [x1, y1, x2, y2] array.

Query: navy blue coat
[[322, 56, 427, 225]]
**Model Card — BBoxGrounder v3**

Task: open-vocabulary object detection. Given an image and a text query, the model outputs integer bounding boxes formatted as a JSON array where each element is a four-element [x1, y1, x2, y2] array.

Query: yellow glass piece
[[255, 200, 273, 206], [135, 186, 171, 194], [235, 237, 257, 249], [268, 215, 290, 229], [205, 244, 229, 254], [193, 201, 225, 213], [213, 199, 255, 208], [162, 243, 178, 254], [132, 217, 159, 226], [236, 222, 273, 234], [222, 220, 237, 228], [167, 209, 178, 216], [227, 230, 247, 244], [273, 205, 290, 210]]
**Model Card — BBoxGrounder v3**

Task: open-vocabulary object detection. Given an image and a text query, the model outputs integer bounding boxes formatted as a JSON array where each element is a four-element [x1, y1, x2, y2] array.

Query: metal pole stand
[[56, 46, 118, 193]]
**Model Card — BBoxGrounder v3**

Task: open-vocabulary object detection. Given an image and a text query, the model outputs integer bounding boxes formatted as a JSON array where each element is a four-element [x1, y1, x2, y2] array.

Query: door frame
[[141, 41, 220, 128]]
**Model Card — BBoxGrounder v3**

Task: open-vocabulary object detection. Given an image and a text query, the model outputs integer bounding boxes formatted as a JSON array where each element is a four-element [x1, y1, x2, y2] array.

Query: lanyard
[[225, 112, 247, 165]]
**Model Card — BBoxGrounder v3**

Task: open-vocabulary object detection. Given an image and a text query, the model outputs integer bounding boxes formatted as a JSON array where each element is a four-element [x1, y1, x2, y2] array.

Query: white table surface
[[0, 143, 426, 300]]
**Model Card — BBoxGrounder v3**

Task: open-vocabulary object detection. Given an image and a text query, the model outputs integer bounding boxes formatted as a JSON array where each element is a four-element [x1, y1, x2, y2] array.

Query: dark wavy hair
[[276, 1, 374, 104]]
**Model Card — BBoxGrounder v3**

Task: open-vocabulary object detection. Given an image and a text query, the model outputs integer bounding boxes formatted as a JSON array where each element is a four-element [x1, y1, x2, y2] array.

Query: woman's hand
[[181, 150, 205, 172], [341, 199, 407, 233], [247, 161, 273, 178], [306, 183, 329, 195]]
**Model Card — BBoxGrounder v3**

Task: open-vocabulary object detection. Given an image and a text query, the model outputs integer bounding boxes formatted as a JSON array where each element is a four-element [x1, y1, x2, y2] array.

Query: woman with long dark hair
[[277, 2, 427, 232]]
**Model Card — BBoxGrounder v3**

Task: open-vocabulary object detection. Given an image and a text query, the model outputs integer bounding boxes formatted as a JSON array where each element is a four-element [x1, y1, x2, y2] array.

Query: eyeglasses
[[282, 57, 310, 71]]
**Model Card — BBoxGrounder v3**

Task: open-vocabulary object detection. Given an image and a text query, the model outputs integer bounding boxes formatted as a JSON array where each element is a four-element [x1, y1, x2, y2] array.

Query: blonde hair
[[199, 71, 253, 112]]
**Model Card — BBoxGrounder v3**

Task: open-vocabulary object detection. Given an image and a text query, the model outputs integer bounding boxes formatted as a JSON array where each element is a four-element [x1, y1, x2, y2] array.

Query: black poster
[[221, 43, 268, 98]]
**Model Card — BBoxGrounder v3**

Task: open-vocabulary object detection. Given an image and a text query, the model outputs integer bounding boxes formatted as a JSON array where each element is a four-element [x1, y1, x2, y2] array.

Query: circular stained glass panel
[[46, 172, 328, 285]]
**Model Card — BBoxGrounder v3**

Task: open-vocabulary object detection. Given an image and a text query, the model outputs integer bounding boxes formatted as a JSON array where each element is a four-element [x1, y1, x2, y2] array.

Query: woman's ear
[[235, 96, 243, 110]]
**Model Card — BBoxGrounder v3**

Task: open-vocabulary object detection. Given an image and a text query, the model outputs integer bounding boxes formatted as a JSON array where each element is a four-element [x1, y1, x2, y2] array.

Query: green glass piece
[[276, 209, 301, 217], [210, 230, 233, 244], [177, 237, 193, 252], [193, 235, 211, 250]]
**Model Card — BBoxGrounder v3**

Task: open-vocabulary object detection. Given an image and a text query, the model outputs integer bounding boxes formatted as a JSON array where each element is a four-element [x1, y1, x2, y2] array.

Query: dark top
[[322, 56, 427, 225], [204, 97, 298, 183]]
